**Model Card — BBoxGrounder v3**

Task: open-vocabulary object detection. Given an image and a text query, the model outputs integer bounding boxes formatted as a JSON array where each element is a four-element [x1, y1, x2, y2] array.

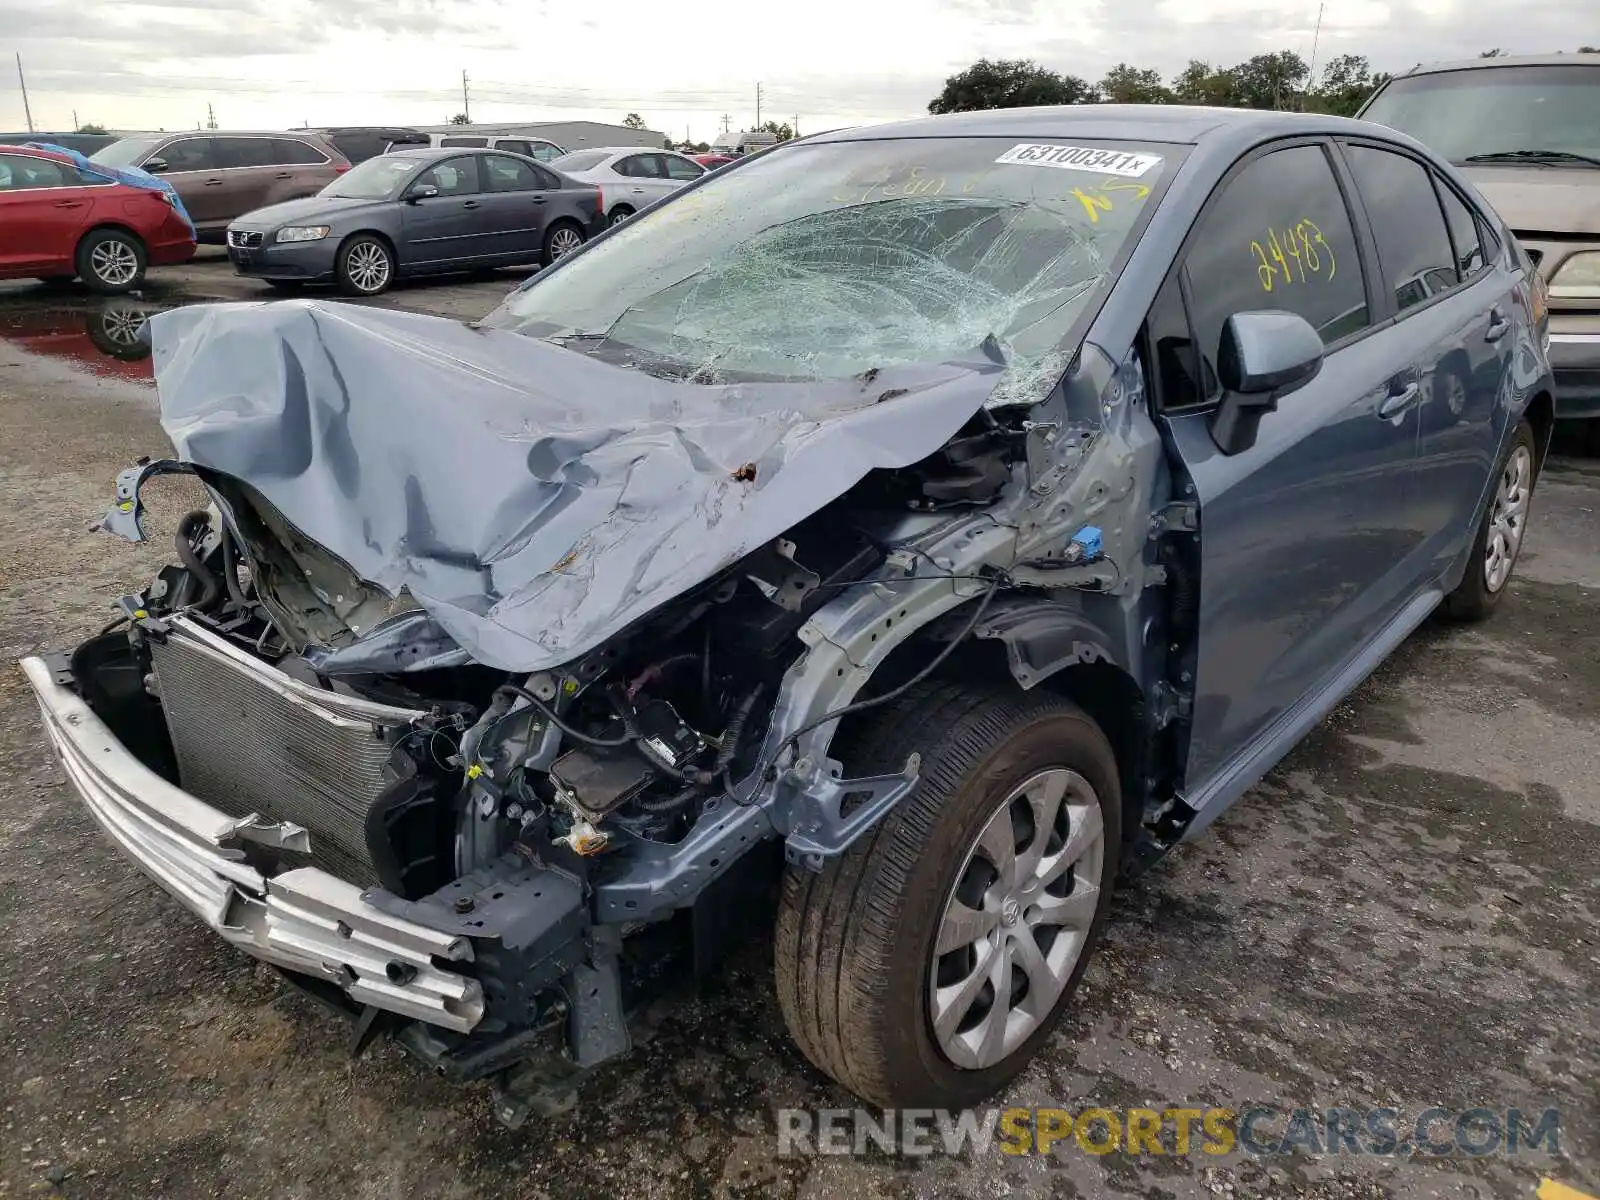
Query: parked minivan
[[90, 132, 350, 243], [426, 131, 566, 162], [1360, 53, 1600, 421]]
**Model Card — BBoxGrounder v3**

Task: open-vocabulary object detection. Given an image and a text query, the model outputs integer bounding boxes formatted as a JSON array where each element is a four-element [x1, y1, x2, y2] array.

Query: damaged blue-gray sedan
[[22, 105, 1555, 1121]]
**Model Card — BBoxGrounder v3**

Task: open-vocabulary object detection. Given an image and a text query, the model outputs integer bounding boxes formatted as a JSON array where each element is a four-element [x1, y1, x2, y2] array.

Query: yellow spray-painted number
[[1071, 178, 1151, 224], [831, 166, 950, 205], [1252, 218, 1335, 293]]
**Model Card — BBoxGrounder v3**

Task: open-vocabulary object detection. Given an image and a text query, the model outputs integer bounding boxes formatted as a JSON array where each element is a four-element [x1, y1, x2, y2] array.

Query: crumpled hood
[[148, 300, 1005, 672]]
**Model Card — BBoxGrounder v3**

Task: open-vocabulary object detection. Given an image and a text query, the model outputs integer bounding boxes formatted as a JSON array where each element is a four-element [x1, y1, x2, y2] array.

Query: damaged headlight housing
[[1549, 250, 1600, 298], [275, 225, 330, 243]]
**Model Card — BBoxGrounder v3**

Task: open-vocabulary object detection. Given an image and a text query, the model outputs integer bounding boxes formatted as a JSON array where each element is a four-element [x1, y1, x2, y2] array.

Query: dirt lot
[[0, 257, 1596, 1200]]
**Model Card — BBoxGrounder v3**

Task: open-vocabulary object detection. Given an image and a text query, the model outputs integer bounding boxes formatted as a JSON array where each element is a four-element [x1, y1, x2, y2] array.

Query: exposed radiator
[[150, 617, 425, 886]]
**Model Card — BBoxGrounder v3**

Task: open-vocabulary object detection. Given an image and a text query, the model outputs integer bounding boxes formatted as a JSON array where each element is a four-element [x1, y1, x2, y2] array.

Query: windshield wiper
[[1463, 149, 1600, 169]]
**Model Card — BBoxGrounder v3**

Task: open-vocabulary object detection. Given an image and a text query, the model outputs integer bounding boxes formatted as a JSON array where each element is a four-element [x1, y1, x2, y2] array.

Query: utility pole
[[720, 113, 731, 134], [793, 113, 799, 138], [72, 108, 78, 130], [755, 81, 762, 127], [462, 69, 471, 122], [1306, 0, 1326, 106], [206, 102, 217, 130], [16, 53, 34, 134]]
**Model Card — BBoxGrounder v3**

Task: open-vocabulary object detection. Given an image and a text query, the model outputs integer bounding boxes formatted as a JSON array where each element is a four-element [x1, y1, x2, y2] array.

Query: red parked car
[[0, 144, 196, 293], [692, 152, 737, 169]]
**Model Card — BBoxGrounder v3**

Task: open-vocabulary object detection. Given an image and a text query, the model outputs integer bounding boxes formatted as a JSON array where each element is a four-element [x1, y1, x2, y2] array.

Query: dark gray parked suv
[[90, 132, 350, 243], [1361, 53, 1600, 420]]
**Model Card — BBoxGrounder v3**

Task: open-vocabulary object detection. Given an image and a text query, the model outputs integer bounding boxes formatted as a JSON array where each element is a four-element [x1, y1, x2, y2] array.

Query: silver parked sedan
[[548, 147, 706, 226]]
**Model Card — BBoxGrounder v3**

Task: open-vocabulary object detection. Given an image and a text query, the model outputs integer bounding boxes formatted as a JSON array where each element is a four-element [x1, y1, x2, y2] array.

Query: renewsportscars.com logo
[[776, 1105, 1564, 1159]]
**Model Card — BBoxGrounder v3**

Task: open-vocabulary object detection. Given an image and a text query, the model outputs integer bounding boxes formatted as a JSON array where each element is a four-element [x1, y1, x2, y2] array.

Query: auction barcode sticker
[[995, 143, 1162, 177]]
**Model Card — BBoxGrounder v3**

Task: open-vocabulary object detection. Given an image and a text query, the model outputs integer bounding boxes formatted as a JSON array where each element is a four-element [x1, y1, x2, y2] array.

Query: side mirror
[[405, 183, 440, 203], [142, 157, 170, 173], [1209, 310, 1324, 455]]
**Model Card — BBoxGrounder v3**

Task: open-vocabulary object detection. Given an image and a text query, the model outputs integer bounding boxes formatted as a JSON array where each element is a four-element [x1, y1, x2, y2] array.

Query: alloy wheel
[[345, 241, 391, 293], [549, 227, 584, 259], [90, 239, 140, 287], [1485, 443, 1532, 593], [928, 768, 1105, 1070]]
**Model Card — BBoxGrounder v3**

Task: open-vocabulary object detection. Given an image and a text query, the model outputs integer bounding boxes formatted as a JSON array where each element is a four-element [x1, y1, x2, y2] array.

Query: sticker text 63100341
[[1251, 219, 1336, 293], [995, 143, 1163, 178]]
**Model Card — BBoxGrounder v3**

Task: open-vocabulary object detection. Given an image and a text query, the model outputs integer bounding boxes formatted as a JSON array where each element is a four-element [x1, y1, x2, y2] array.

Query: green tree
[[76, 122, 107, 135], [448, 112, 470, 125], [928, 58, 1094, 114], [622, 112, 647, 130], [757, 120, 795, 141], [1306, 53, 1389, 116], [1171, 60, 1238, 106], [1581, 46, 1599, 53], [1099, 63, 1172, 104], [1229, 50, 1309, 109]]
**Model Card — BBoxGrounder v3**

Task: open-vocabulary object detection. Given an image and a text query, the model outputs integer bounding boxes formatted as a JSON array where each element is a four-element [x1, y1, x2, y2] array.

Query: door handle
[[204, 178, 224, 186], [1378, 381, 1420, 419], [462, 200, 481, 209], [53, 199, 84, 208], [275, 171, 292, 179], [630, 187, 645, 194], [1485, 308, 1510, 342], [530, 195, 547, 204]]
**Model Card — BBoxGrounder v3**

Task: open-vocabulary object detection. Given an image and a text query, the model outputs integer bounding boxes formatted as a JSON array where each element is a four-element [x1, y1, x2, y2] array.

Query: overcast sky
[[1, 0, 1592, 142]]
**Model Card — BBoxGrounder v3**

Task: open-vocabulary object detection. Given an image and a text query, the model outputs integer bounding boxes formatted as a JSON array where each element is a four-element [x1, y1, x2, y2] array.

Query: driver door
[[1149, 140, 1430, 817], [401, 155, 488, 267]]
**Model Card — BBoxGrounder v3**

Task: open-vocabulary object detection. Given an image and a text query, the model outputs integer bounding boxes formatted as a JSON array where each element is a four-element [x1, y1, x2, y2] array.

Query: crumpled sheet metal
[[149, 300, 1005, 673]]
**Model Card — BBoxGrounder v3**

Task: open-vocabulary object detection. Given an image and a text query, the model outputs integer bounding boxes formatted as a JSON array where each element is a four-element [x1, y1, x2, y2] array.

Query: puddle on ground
[[0, 293, 216, 389]]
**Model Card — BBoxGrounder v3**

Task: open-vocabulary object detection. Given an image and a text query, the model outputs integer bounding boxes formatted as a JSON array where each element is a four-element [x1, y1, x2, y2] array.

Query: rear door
[[0, 152, 98, 273], [477, 152, 552, 259], [214, 136, 279, 220], [614, 153, 672, 207], [269, 136, 338, 201], [1150, 139, 1431, 808], [1338, 139, 1514, 577], [400, 155, 489, 266]]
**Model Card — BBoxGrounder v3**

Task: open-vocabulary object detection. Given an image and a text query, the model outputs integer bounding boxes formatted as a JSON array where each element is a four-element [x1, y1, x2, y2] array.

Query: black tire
[[75, 228, 147, 295], [1442, 417, 1538, 621], [334, 234, 394, 297], [774, 680, 1122, 1109], [608, 206, 634, 228], [541, 220, 586, 266], [263, 279, 305, 293]]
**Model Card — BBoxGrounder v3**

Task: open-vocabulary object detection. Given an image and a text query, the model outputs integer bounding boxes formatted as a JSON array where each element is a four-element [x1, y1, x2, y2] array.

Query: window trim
[[269, 137, 332, 167], [1331, 136, 1498, 327], [1167, 135, 1384, 411]]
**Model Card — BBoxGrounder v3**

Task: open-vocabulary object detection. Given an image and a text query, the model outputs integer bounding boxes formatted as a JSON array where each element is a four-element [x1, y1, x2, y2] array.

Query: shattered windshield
[[485, 136, 1179, 398]]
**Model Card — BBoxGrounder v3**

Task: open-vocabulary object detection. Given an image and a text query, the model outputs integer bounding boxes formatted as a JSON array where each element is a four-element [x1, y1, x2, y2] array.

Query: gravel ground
[[0, 260, 1596, 1200]]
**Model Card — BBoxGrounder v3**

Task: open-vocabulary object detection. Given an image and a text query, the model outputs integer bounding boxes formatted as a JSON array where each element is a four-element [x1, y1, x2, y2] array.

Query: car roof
[[383, 146, 491, 161], [1392, 52, 1600, 77], [0, 144, 72, 160], [571, 146, 681, 156], [808, 104, 1383, 147]]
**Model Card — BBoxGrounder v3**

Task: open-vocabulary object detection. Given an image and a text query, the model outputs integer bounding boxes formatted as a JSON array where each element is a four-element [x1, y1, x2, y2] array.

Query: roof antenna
[[1306, 1, 1326, 110]]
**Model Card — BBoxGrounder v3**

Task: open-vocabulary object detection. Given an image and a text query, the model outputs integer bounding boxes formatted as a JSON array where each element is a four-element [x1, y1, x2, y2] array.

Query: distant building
[[413, 120, 670, 151]]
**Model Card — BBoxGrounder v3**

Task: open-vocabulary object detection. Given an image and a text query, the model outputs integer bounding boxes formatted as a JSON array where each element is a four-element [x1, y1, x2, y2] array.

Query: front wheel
[[335, 235, 394, 296], [774, 681, 1121, 1109], [76, 229, 147, 294], [607, 206, 634, 228], [1442, 417, 1538, 621]]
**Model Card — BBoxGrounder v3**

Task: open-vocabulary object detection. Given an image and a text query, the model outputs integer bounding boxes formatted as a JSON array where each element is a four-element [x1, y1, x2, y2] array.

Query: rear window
[[1361, 64, 1600, 163], [440, 136, 487, 148], [90, 136, 166, 168], [552, 150, 609, 172]]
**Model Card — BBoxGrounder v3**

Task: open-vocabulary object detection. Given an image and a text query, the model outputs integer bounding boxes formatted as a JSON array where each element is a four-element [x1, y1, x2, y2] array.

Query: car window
[[1182, 143, 1370, 400], [483, 154, 543, 192], [0, 152, 76, 190], [531, 165, 561, 190], [1146, 272, 1204, 410], [1434, 178, 1487, 281], [272, 138, 330, 166], [215, 137, 276, 169], [1343, 145, 1458, 315], [440, 136, 487, 148], [156, 137, 217, 171], [493, 139, 531, 156], [327, 133, 383, 163], [552, 150, 608, 173], [530, 142, 563, 162], [662, 154, 704, 181], [416, 156, 481, 196]]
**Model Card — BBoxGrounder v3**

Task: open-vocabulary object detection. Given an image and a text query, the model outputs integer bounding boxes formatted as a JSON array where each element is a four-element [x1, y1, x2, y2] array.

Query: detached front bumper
[[19, 654, 485, 1032]]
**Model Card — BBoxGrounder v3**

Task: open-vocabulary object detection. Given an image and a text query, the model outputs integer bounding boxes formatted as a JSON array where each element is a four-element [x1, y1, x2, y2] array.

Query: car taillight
[[334, 162, 350, 173], [594, 185, 603, 215]]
